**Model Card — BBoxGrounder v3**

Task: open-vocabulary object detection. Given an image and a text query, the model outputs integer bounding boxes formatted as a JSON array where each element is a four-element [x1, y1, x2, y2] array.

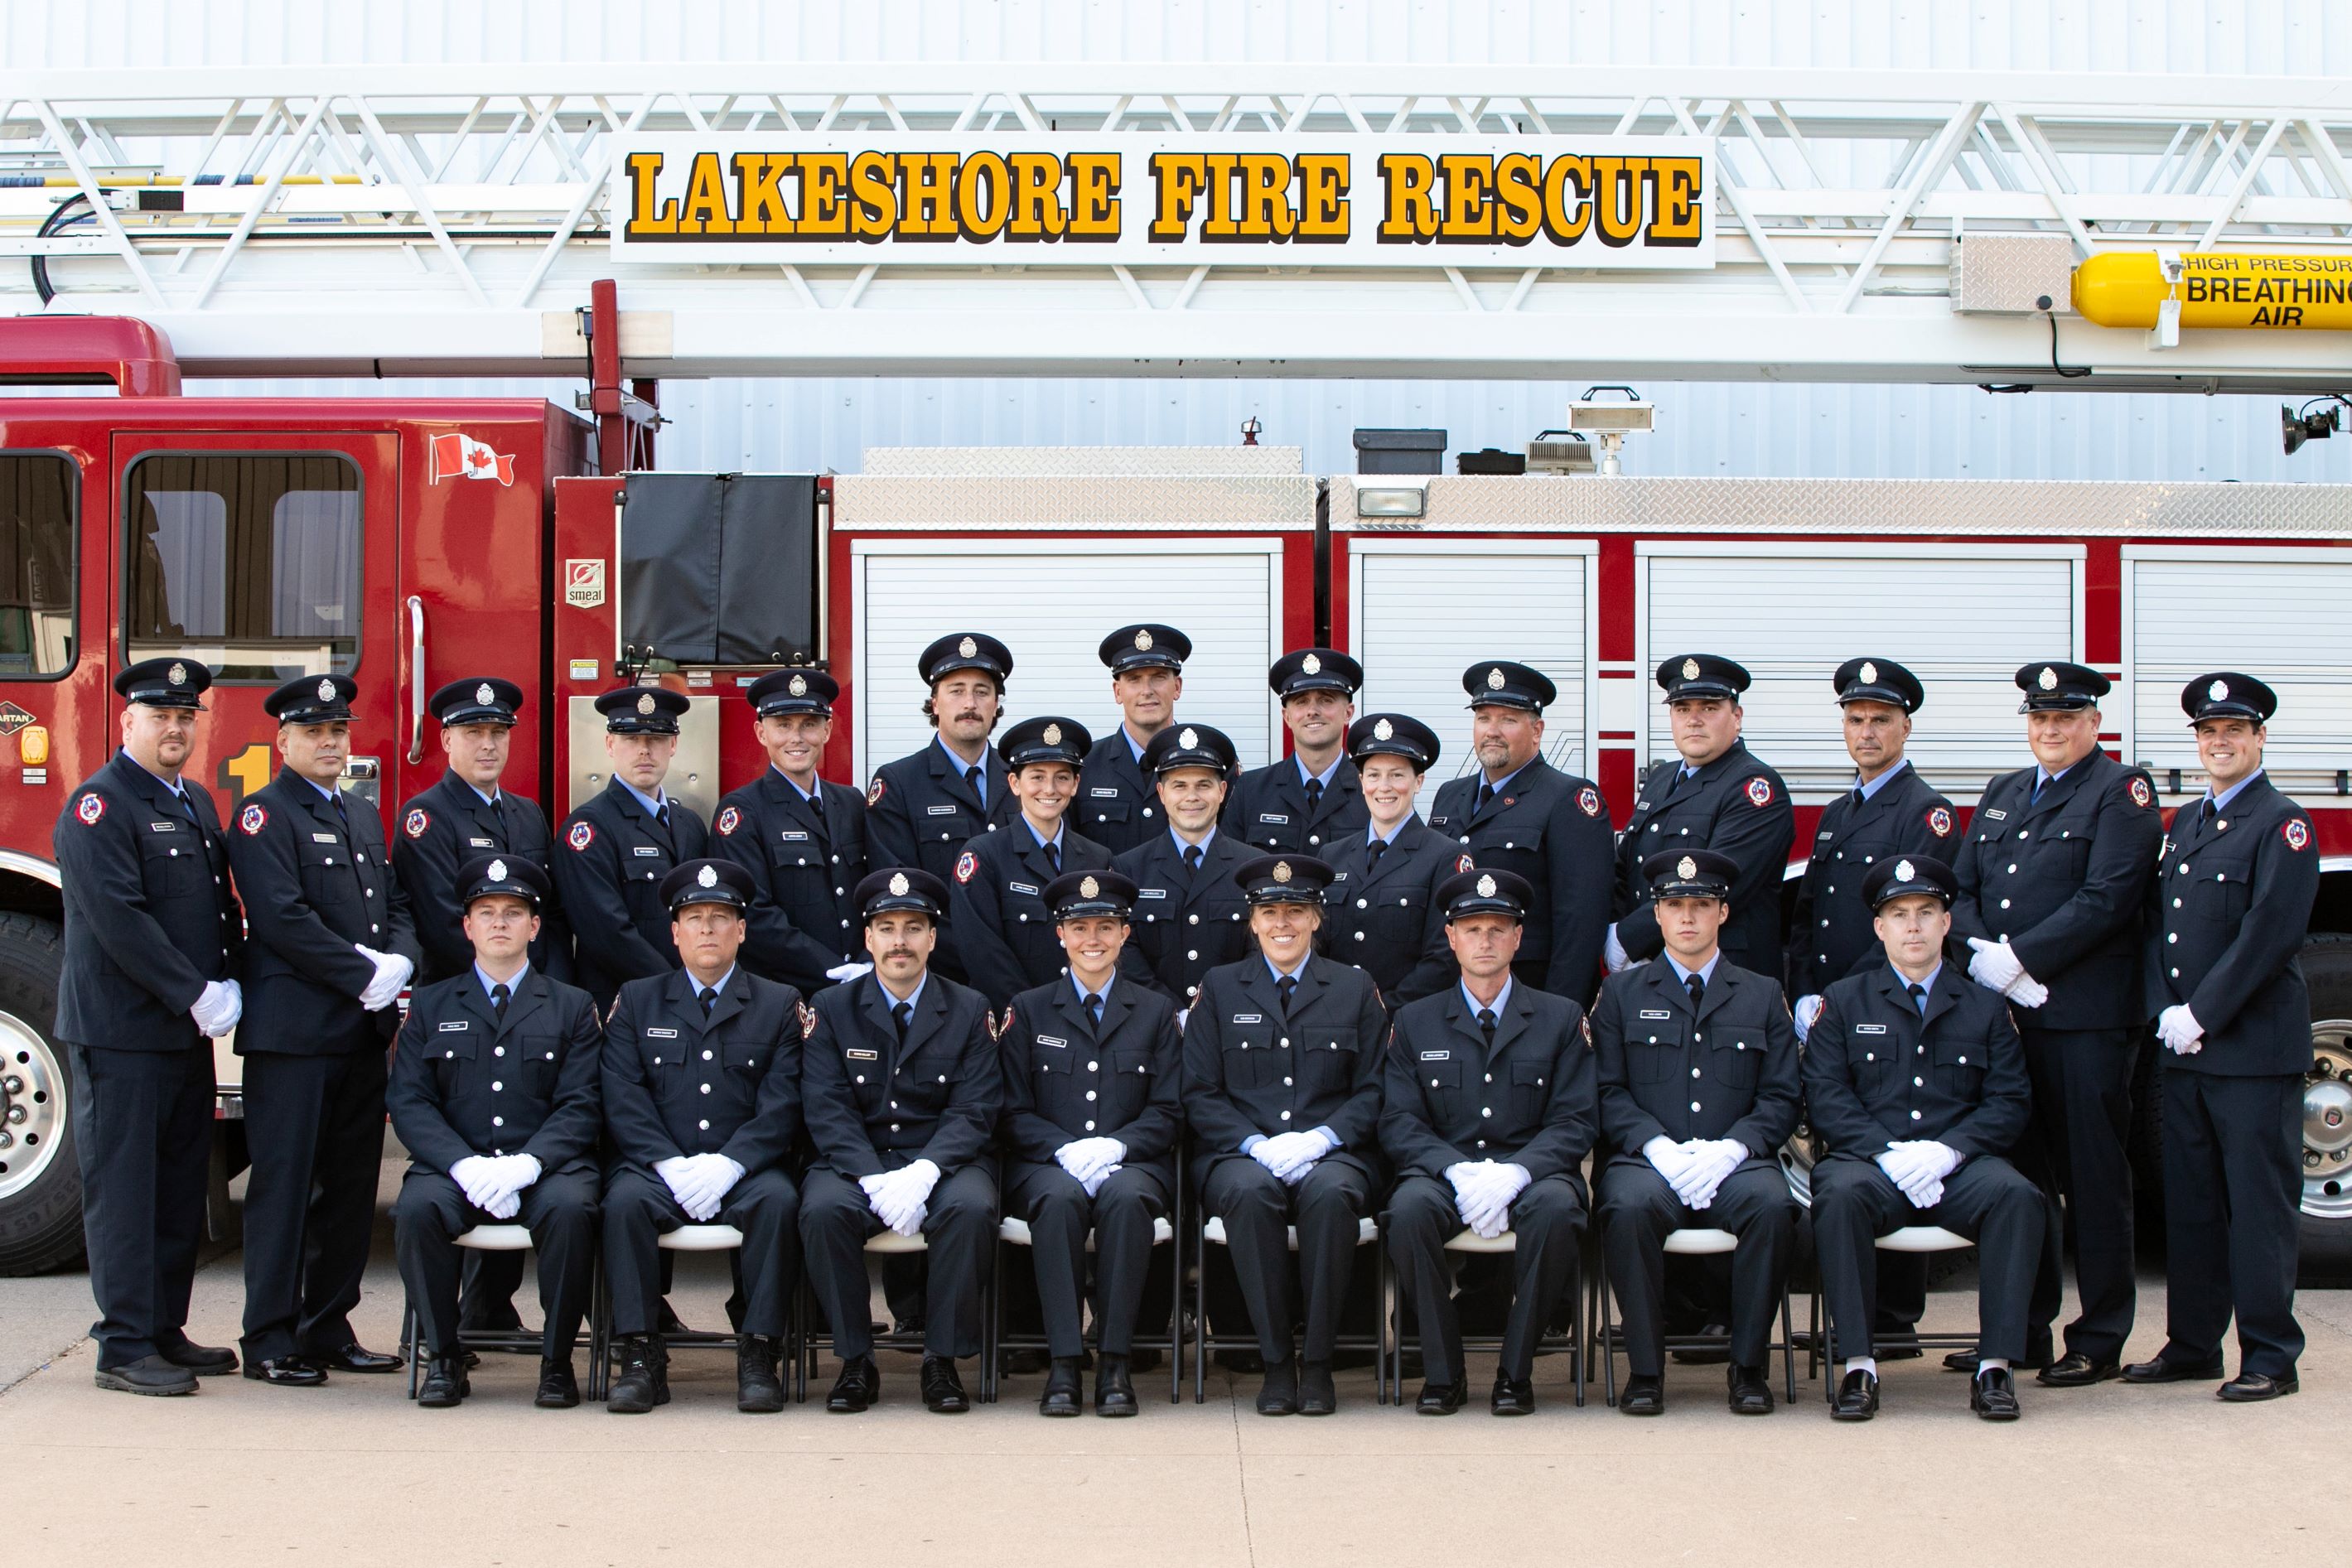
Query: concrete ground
[[2, 1155, 2335, 1566]]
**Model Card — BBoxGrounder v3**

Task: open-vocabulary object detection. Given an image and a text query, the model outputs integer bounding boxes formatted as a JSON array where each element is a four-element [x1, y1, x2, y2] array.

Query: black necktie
[[1304, 776, 1323, 815], [1182, 842, 1203, 876], [966, 765, 984, 806], [1477, 1007, 1498, 1051], [1908, 982, 1927, 1016], [1277, 973, 1298, 1018], [1084, 991, 1104, 1030], [172, 789, 200, 828], [1366, 837, 1389, 873], [1686, 972, 1705, 1013], [807, 787, 825, 825], [2200, 797, 2214, 825], [485, 795, 509, 851], [330, 788, 350, 832], [1474, 779, 1495, 817], [491, 982, 510, 1025], [892, 1001, 913, 1043], [699, 987, 717, 1016], [1044, 838, 1061, 874], [1851, 785, 1867, 813], [2031, 774, 2046, 804]]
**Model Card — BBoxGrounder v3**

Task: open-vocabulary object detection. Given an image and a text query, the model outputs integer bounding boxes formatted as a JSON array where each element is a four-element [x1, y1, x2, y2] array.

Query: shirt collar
[[1070, 972, 1114, 1008], [935, 734, 988, 780], [1480, 760, 1530, 795], [877, 972, 925, 1015], [1123, 726, 1150, 764], [456, 774, 500, 809], [300, 774, 340, 805], [616, 777, 668, 817], [1369, 815, 1414, 847], [1263, 952, 1311, 986], [1024, 815, 1065, 852], [1855, 758, 1910, 801], [1891, 962, 1942, 999], [769, 764, 822, 803], [124, 751, 186, 797], [1296, 753, 1343, 789], [1460, 976, 1514, 1018], [1171, 824, 1216, 855], [2036, 761, 2076, 789], [2207, 768, 2263, 812], [691, 964, 739, 1000], [1663, 950, 1722, 987], [476, 961, 529, 1000]]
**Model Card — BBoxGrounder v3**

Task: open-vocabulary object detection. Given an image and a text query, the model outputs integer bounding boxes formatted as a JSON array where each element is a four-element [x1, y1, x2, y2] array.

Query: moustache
[[881, 948, 915, 961]]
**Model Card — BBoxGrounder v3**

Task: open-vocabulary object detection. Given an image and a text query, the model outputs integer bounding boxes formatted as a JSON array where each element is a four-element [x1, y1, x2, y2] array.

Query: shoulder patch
[[1455, 853, 1474, 875], [866, 776, 886, 808], [988, 1003, 1011, 1040], [1578, 1013, 1593, 1048], [716, 804, 741, 837], [954, 849, 979, 885], [1745, 775, 1775, 808], [2285, 818, 2312, 852], [239, 803, 268, 836], [797, 1001, 818, 1040], [2127, 775, 2155, 810], [1926, 805, 1954, 839], [1578, 784, 1603, 818], [566, 819, 595, 852], [403, 808, 430, 840], [74, 792, 105, 827]]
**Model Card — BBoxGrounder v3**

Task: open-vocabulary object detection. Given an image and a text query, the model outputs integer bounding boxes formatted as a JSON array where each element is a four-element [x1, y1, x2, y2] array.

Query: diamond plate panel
[[1950, 233, 2081, 315], [861, 446, 1305, 477], [836, 474, 1319, 530]]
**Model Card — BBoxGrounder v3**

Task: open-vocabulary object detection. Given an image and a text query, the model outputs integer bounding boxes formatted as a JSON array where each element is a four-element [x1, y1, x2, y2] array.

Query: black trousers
[[2159, 1069, 2304, 1377], [1386, 1170, 1584, 1384], [1200, 1156, 1372, 1364], [458, 1250, 528, 1329], [68, 1038, 214, 1369], [239, 1048, 388, 1363], [1812, 1154, 2044, 1363], [1005, 1160, 1171, 1359], [602, 1165, 799, 1339], [394, 1168, 600, 1360], [2016, 1025, 2139, 1359], [800, 1163, 996, 1360], [1599, 1160, 1794, 1377]]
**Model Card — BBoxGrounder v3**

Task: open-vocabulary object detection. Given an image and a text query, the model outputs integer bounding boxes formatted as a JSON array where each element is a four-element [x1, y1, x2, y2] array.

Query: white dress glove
[[656, 1155, 700, 1213], [2003, 972, 2050, 1008], [1603, 923, 1633, 974], [1877, 1141, 1959, 1209], [1672, 1139, 1748, 1210], [1056, 1137, 1126, 1196], [450, 1155, 500, 1212], [1262, 1129, 1335, 1185], [1443, 1162, 1485, 1227], [2156, 1003, 2205, 1055], [1174, 1008, 1190, 1031], [1642, 1135, 1694, 1186], [468, 1152, 542, 1219], [825, 961, 875, 982], [1964, 937, 2023, 993], [863, 1160, 941, 1237], [1793, 994, 1823, 1042], [670, 1153, 743, 1222], [355, 945, 413, 1011], [190, 978, 242, 1037], [1461, 1163, 1531, 1238]]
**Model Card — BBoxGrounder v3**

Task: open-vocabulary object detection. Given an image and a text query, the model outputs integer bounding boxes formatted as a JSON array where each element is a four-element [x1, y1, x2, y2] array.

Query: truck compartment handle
[[406, 595, 427, 765]]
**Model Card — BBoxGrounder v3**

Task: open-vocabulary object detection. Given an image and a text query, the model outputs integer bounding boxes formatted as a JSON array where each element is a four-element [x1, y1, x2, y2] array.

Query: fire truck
[[1, 306, 2349, 1284]]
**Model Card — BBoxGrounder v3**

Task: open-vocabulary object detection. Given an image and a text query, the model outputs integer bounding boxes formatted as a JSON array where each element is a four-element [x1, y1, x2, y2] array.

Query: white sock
[[1843, 1356, 1877, 1378], [1978, 1356, 2010, 1376]]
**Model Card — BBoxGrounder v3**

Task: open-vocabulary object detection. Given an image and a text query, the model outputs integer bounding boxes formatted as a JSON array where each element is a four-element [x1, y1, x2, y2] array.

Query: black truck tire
[[2296, 934, 2352, 1286], [0, 914, 81, 1275]]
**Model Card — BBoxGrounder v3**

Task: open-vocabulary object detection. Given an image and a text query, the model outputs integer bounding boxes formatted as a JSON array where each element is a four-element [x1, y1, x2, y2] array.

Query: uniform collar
[[1123, 726, 1152, 764], [1663, 950, 1721, 987], [1888, 961, 1941, 1000], [1479, 760, 1532, 794], [1369, 813, 1417, 847], [935, 734, 989, 796], [876, 972, 926, 1014], [1263, 952, 1311, 987], [613, 776, 668, 816], [688, 964, 739, 1001], [1171, 824, 1217, 856], [476, 960, 530, 1000], [1023, 814, 1065, 852], [120, 750, 189, 799], [1460, 975, 1513, 1017], [298, 774, 340, 805], [2035, 760, 2078, 790], [447, 771, 500, 809], [1855, 758, 1910, 801], [1070, 972, 1116, 1007], [769, 765, 823, 803], [1296, 752, 1344, 789], [2205, 768, 2264, 812]]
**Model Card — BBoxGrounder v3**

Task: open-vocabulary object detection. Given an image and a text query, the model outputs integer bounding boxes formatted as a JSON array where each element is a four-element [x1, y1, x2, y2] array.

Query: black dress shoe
[[1944, 1336, 2051, 1373], [157, 1336, 239, 1376], [1040, 1357, 1084, 1417], [1671, 1325, 1731, 1365], [1417, 1377, 1469, 1415], [93, 1355, 197, 1396], [1004, 1348, 1053, 1377], [1727, 1364, 1775, 1415], [606, 1336, 669, 1414], [1971, 1365, 2021, 1420], [1618, 1374, 1664, 1416], [826, 1355, 880, 1413], [2123, 1351, 2225, 1384], [1831, 1368, 1879, 1421], [1126, 1347, 1162, 1376], [1874, 1332, 1923, 1363], [1490, 1375, 1536, 1416], [2037, 1351, 2122, 1387], [655, 1299, 692, 1335], [311, 1343, 403, 1374], [415, 1357, 469, 1408], [243, 1356, 326, 1388], [1255, 1356, 1299, 1416], [921, 1356, 969, 1413], [534, 1358, 579, 1409], [1094, 1354, 1137, 1417], [2218, 1371, 2298, 1402], [1297, 1360, 1337, 1416], [737, 1335, 786, 1414]]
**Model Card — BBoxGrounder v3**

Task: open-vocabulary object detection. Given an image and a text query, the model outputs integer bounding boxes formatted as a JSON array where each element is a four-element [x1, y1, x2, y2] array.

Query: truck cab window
[[123, 453, 361, 682], [0, 454, 75, 680]]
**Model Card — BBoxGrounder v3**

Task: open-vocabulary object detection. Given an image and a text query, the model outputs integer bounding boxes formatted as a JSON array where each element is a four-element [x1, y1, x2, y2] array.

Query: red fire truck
[[2, 306, 2348, 1281]]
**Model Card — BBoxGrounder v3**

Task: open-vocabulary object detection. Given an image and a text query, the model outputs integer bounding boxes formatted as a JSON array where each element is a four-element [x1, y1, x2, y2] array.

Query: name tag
[[1640, 1009, 1673, 1020], [1855, 1024, 1888, 1035], [1816, 830, 1833, 841], [1234, 1012, 1263, 1024], [1009, 881, 1038, 895], [149, 820, 176, 832], [1429, 815, 1449, 827], [646, 1026, 679, 1039], [780, 831, 809, 842], [846, 1048, 880, 1061], [1633, 800, 1649, 812], [1983, 808, 2008, 821], [1038, 1035, 1068, 1049], [1090, 787, 1119, 798], [468, 837, 495, 848], [631, 846, 660, 856], [1331, 871, 1348, 881], [312, 832, 339, 843], [1137, 888, 1167, 900], [925, 804, 959, 817], [1418, 1049, 1450, 1061], [1258, 813, 1289, 825], [437, 1020, 469, 1032]]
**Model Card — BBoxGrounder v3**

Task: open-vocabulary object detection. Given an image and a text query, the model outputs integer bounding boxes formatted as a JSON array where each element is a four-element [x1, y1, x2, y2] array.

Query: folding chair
[[403, 1223, 605, 1400], [794, 1228, 945, 1402], [1589, 1225, 1798, 1408], [1379, 1228, 1589, 1409], [1807, 1225, 1979, 1402], [1194, 1213, 1390, 1404], [594, 1223, 804, 1402], [983, 1199, 1182, 1406]]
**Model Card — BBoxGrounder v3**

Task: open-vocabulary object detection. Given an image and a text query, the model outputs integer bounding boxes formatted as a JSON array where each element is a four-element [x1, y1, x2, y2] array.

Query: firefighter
[[553, 686, 708, 1012], [1951, 661, 2161, 1383], [865, 633, 1020, 981], [1079, 624, 1192, 856], [1184, 853, 1387, 1417], [1607, 654, 1794, 985], [799, 868, 1003, 1415], [1318, 713, 1466, 1006], [54, 658, 244, 1395], [711, 668, 870, 994], [600, 859, 806, 1416], [1111, 723, 1255, 1013], [390, 856, 602, 1410], [1804, 855, 2043, 1422], [1224, 648, 1366, 854], [997, 869, 1182, 1416], [1380, 868, 1597, 1417], [1426, 661, 1614, 1001], [225, 673, 419, 1386], [1785, 657, 1958, 1358], [948, 715, 1114, 1011], [2127, 673, 2317, 1402], [1592, 851, 1800, 1417]]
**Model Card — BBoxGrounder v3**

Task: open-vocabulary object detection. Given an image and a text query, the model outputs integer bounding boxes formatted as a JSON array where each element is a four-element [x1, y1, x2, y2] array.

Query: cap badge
[[1302, 653, 1321, 675], [475, 682, 495, 707], [1681, 658, 1700, 682], [2209, 678, 2229, 702], [1896, 859, 1915, 882], [1179, 726, 1198, 749], [487, 859, 508, 881], [1676, 856, 1697, 880], [788, 673, 808, 697], [1859, 661, 1878, 685], [959, 635, 978, 659], [636, 692, 656, 715], [316, 678, 336, 702], [1042, 721, 1063, 745], [1475, 873, 1497, 898], [167, 661, 187, 685], [2038, 666, 2058, 691], [1079, 875, 1100, 899], [1273, 861, 1293, 883], [1372, 718, 1394, 741], [889, 872, 910, 897], [1486, 666, 1505, 691], [698, 864, 717, 888], [1134, 629, 1153, 651]]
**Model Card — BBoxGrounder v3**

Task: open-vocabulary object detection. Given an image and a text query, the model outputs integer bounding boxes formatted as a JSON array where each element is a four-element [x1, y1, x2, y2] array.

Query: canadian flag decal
[[428, 432, 515, 486]]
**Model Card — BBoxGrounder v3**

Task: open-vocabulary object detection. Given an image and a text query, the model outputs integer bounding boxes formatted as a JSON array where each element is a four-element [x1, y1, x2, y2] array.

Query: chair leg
[[1571, 1249, 1587, 1410], [1598, 1240, 1618, 1410], [1374, 1240, 1389, 1407], [981, 1239, 1001, 1406], [403, 1300, 419, 1401], [1192, 1227, 1207, 1405], [1778, 1279, 1798, 1404]]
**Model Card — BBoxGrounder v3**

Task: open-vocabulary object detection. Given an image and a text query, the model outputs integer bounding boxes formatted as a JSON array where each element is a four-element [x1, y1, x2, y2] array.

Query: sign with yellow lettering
[[2073, 250, 2352, 331], [609, 133, 1714, 268]]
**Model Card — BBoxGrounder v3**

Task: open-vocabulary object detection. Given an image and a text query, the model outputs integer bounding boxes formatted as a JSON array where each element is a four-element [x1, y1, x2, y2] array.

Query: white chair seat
[[1202, 1216, 1379, 1249], [1442, 1228, 1517, 1254], [453, 1224, 534, 1252], [659, 1223, 746, 1251], [864, 1229, 930, 1254], [999, 1216, 1175, 1248], [1663, 1228, 1740, 1256], [1874, 1226, 1971, 1253]]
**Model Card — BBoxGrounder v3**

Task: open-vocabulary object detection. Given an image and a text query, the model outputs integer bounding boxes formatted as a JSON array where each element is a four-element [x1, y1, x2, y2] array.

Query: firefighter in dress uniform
[[2126, 673, 2317, 1402], [710, 669, 870, 994], [997, 869, 1182, 1417], [1318, 713, 1469, 1007], [225, 673, 419, 1386], [948, 716, 1115, 1011], [390, 856, 602, 1409], [1426, 661, 1614, 1001], [1079, 624, 1193, 856], [1380, 868, 1598, 1417], [1224, 648, 1367, 855], [1184, 853, 1387, 1417], [1110, 723, 1256, 1014], [552, 686, 708, 1011], [1805, 854, 2045, 1422], [1950, 661, 2161, 1383], [1592, 851, 1800, 1416], [599, 858, 807, 1416], [55, 658, 244, 1395]]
